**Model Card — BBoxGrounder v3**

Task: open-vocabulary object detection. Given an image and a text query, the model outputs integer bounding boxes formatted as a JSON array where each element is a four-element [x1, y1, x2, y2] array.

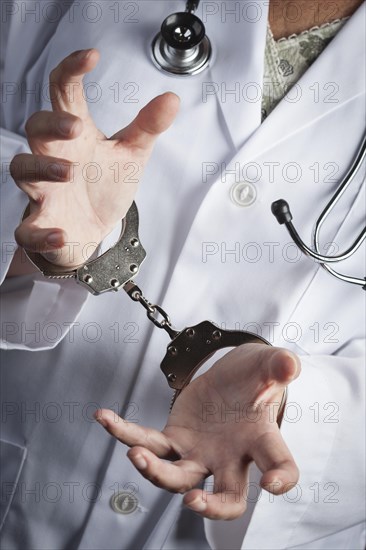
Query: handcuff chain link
[[125, 282, 179, 339], [133, 290, 171, 329], [147, 305, 171, 330]]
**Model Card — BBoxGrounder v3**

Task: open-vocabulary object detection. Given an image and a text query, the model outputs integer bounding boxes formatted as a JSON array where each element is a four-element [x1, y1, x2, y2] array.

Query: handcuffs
[[23, 202, 287, 418]]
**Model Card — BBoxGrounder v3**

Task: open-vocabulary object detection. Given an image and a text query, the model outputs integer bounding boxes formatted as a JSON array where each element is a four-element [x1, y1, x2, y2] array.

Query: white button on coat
[[0, 2, 365, 550], [230, 182, 257, 206], [110, 492, 139, 515]]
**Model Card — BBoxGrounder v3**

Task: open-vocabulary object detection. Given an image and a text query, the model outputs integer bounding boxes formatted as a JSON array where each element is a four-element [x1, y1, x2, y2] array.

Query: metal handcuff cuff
[[23, 202, 287, 419]]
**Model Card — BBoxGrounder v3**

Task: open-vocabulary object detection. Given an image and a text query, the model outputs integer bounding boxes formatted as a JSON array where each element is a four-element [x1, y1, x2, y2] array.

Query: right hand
[[10, 49, 180, 268]]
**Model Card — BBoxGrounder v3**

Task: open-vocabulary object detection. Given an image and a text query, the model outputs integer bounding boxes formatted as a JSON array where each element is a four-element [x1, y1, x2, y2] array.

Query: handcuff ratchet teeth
[[23, 202, 286, 416]]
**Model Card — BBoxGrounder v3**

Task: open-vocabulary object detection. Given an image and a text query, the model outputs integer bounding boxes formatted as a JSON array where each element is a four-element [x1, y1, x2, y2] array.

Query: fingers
[[15, 219, 66, 253], [184, 465, 249, 520], [127, 447, 207, 493], [96, 410, 207, 493], [10, 153, 72, 198], [25, 111, 82, 153], [184, 489, 246, 521], [11, 153, 72, 253], [111, 92, 180, 151], [95, 409, 174, 458], [251, 431, 299, 494], [49, 48, 100, 116]]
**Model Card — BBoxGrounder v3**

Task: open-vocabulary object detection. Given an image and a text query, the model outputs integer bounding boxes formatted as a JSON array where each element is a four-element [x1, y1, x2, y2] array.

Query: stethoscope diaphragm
[[151, 9, 211, 76]]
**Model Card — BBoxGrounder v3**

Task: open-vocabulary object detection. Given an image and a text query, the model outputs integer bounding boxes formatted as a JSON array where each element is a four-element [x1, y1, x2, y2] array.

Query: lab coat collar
[[210, 2, 365, 159]]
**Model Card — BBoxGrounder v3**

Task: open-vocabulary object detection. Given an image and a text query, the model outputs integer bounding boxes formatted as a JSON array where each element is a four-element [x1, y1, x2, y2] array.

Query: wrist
[[20, 202, 146, 295]]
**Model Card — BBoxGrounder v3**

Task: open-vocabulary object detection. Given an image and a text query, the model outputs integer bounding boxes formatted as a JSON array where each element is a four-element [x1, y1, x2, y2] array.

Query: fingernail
[[48, 163, 66, 180], [46, 232, 63, 246], [186, 497, 206, 512], [132, 454, 147, 470], [76, 49, 92, 60], [95, 416, 107, 428], [263, 478, 282, 492], [58, 118, 74, 136]]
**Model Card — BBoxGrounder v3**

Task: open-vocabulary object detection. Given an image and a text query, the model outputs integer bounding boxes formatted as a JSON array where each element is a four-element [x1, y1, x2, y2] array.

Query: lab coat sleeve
[[279, 263, 366, 547], [233, 335, 366, 550], [0, 1, 91, 351], [280, 345, 365, 548], [0, 128, 29, 281], [205, 339, 365, 550], [0, 128, 124, 351], [0, 128, 89, 351]]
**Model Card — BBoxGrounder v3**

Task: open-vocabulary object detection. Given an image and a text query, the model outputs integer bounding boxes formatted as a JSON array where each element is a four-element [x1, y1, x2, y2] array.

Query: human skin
[[96, 344, 301, 520], [6, 0, 360, 520], [269, 0, 364, 40], [8, 0, 363, 275], [9, 50, 180, 272], [8, 50, 302, 520]]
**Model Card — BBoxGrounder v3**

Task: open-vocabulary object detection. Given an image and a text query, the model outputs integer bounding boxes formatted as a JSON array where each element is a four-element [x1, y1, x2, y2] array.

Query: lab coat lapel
[[208, 0, 269, 151], [228, 2, 366, 163]]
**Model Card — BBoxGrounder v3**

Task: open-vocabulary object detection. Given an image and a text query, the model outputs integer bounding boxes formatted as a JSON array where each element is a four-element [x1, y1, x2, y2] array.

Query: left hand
[[95, 343, 301, 520]]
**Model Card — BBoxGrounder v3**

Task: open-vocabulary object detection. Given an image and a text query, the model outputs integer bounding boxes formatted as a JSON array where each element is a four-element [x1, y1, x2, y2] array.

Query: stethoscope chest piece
[[152, 11, 211, 76]]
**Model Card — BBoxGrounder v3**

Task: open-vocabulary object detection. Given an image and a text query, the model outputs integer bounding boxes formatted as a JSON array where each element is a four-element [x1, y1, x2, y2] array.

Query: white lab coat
[[0, 1, 365, 549]]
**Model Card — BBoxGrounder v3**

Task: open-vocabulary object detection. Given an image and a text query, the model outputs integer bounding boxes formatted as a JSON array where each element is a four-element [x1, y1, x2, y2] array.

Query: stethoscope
[[272, 134, 366, 290], [151, 1, 366, 289], [151, 0, 211, 76]]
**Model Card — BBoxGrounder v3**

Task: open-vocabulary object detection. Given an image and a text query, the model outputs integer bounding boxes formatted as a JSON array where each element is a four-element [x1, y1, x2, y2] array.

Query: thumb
[[111, 92, 180, 150], [268, 348, 301, 386]]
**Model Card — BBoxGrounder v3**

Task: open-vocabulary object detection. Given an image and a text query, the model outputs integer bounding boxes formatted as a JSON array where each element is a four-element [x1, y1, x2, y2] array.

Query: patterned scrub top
[[262, 18, 348, 120]]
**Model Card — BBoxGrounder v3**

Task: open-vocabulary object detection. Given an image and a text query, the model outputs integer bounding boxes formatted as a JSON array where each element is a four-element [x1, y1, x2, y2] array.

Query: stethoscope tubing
[[313, 133, 366, 259], [272, 133, 365, 288], [286, 220, 365, 264], [154, 0, 365, 289], [313, 134, 366, 287]]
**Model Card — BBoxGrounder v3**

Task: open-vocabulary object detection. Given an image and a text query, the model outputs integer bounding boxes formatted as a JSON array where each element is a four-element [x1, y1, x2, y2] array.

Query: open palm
[[97, 343, 301, 520]]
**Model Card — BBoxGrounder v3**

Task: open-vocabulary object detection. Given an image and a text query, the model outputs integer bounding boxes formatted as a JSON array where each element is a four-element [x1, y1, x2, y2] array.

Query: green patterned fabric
[[262, 18, 348, 120]]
